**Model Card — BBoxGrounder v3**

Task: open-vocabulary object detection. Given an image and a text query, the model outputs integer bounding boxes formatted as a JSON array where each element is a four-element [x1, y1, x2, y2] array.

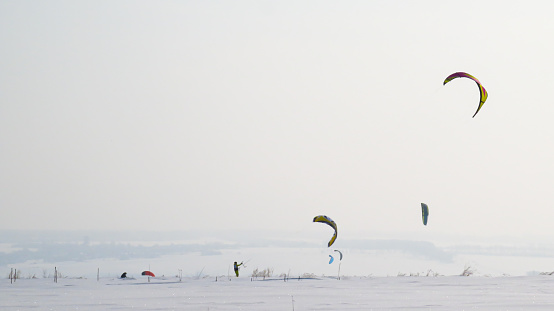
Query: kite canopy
[[141, 271, 155, 277], [334, 249, 343, 261], [329, 255, 334, 264], [313, 215, 338, 247], [421, 203, 429, 226], [443, 72, 488, 118]]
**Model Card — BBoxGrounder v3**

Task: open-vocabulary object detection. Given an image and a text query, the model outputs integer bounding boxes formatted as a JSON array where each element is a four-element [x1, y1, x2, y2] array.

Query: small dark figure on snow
[[120, 272, 127, 278]]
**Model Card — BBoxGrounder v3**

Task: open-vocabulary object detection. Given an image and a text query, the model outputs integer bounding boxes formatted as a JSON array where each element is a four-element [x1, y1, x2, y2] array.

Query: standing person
[[233, 261, 243, 277]]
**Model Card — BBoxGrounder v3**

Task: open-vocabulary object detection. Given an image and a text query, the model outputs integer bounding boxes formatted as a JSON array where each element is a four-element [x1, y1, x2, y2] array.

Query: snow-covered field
[[3, 275, 554, 310]]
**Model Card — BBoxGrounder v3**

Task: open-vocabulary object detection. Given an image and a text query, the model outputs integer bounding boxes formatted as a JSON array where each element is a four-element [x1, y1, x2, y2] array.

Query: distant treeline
[[0, 241, 233, 266], [12, 230, 554, 266]]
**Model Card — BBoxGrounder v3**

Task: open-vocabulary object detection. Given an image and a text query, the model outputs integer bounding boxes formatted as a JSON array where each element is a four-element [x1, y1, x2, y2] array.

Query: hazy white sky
[[2, 1, 554, 243]]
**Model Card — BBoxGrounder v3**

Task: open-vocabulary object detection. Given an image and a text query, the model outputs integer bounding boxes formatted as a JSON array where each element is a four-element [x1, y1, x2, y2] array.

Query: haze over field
[[3, 230, 554, 280]]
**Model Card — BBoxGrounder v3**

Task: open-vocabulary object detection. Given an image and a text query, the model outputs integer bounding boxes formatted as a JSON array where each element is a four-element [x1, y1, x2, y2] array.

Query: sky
[[2, 1, 554, 246]]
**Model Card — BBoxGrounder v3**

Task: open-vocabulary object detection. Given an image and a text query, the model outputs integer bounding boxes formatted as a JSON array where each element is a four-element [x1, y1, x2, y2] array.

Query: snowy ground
[[3, 275, 554, 310]]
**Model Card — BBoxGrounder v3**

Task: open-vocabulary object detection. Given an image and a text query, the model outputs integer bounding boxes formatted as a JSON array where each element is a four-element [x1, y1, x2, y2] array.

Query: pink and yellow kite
[[443, 72, 488, 118]]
